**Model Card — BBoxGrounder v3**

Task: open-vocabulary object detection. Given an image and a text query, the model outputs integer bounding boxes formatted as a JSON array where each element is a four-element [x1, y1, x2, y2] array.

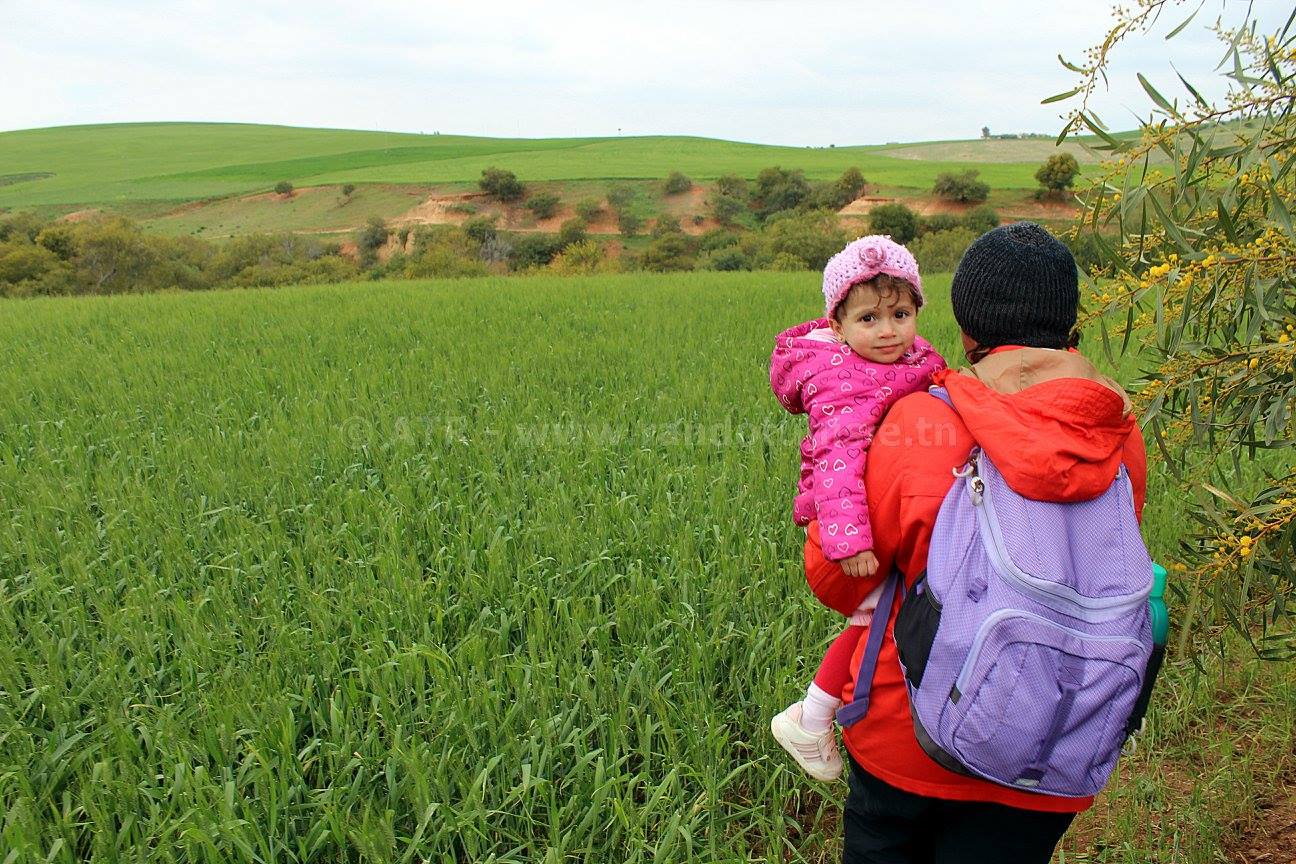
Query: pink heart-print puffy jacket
[[770, 318, 947, 561]]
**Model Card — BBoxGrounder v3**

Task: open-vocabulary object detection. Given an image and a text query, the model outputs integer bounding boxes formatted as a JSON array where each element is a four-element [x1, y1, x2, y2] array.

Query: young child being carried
[[769, 235, 946, 781]]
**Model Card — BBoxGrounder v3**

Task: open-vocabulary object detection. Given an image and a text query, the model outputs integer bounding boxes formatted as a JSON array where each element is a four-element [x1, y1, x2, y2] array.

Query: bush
[[707, 192, 747, 225], [575, 198, 603, 222], [663, 171, 692, 195], [478, 235, 512, 265], [355, 216, 389, 265], [274, 181, 294, 197], [759, 209, 848, 270], [751, 166, 811, 220], [616, 210, 642, 237], [508, 234, 564, 270], [697, 229, 741, 252], [606, 184, 636, 209], [909, 227, 976, 273], [700, 247, 751, 271], [769, 252, 807, 271], [836, 167, 867, 202], [1035, 153, 1080, 197], [462, 216, 498, 245], [341, 183, 356, 198], [640, 233, 696, 272], [525, 193, 561, 219], [932, 170, 990, 203], [918, 214, 962, 236], [867, 203, 919, 244], [713, 175, 748, 198], [962, 205, 1000, 235], [479, 167, 525, 202], [548, 239, 607, 275], [651, 214, 683, 238], [558, 218, 588, 248]]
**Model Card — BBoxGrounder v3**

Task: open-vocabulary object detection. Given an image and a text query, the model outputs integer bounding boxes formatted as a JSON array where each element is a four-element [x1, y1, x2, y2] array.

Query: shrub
[[274, 181, 294, 197], [651, 214, 683, 238], [700, 247, 751, 271], [836, 167, 867, 202], [548, 239, 606, 275], [918, 214, 962, 236], [640, 233, 696, 272], [447, 202, 477, 215], [525, 193, 561, 219], [558, 218, 588, 248], [713, 175, 748, 198], [759, 209, 848, 270], [341, 183, 356, 198], [478, 235, 512, 265], [751, 166, 811, 220], [663, 171, 692, 195], [769, 252, 807, 271], [1035, 153, 1081, 197], [697, 229, 741, 252], [355, 216, 389, 265], [707, 192, 747, 225], [463, 216, 498, 245], [575, 198, 603, 222], [932, 170, 990, 203], [616, 210, 642, 237], [479, 167, 524, 202], [508, 234, 564, 270], [606, 184, 636, 209], [909, 227, 976, 273], [962, 205, 1000, 235], [867, 203, 919, 244]]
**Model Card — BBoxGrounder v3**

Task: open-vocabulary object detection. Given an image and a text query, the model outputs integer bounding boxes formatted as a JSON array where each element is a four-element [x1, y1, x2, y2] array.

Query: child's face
[[829, 284, 918, 363]]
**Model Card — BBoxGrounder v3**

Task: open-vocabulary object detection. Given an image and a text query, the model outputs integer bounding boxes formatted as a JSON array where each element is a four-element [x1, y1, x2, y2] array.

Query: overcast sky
[[2, 1, 1288, 145]]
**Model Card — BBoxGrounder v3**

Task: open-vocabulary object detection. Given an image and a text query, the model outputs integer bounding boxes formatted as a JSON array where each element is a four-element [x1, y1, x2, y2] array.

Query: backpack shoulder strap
[[836, 567, 903, 727], [928, 385, 954, 410]]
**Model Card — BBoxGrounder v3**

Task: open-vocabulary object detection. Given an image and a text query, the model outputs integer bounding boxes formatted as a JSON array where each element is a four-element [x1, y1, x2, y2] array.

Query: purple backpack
[[838, 388, 1155, 798]]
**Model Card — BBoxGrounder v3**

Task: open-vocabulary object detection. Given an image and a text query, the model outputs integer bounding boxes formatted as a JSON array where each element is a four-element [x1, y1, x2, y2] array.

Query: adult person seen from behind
[[805, 223, 1148, 862]]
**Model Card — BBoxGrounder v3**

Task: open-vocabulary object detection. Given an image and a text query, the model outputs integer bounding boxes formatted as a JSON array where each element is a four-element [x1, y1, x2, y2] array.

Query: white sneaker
[[770, 702, 843, 781]]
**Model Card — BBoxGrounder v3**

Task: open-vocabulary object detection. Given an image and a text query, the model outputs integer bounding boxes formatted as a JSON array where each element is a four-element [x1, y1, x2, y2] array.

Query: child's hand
[[839, 550, 879, 578]]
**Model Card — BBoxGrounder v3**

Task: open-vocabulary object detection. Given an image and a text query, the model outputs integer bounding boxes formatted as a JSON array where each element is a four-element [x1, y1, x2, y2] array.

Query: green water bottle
[[1126, 562, 1170, 740]]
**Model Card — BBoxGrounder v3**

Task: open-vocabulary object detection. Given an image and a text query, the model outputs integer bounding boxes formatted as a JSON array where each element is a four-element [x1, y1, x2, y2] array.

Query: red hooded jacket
[[805, 346, 1148, 813]]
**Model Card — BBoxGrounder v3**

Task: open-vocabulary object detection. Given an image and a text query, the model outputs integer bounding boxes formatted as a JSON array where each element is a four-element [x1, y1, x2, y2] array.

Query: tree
[[575, 198, 604, 222], [962, 205, 1000, 235], [751, 166, 811, 220], [663, 171, 692, 195], [1057, 2, 1296, 657], [606, 184, 636, 209], [713, 175, 748, 199], [462, 216, 498, 245], [867, 203, 919, 244], [932, 170, 990, 203], [1035, 153, 1081, 198], [557, 218, 587, 248], [651, 214, 683, 238], [708, 192, 747, 225], [479, 167, 525, 202], [355, 216, 389, 266], [525, 193, 561, 219], [835, 167, 867, 203], [274, 181, 294, 197], [640, 233, 696, 272], [341, 183, 356, 198], [758, 209, 848, 270], [616, 210, 642, 237], [981, 126, 991, 139]]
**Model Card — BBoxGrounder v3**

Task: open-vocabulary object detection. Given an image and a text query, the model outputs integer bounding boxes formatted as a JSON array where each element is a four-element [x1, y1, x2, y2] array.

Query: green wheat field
[[1, 274, 1291, 862]]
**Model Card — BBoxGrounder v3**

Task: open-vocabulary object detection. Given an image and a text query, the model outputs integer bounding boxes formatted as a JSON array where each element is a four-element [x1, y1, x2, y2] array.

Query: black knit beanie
[[950, 222, 1079, 350]]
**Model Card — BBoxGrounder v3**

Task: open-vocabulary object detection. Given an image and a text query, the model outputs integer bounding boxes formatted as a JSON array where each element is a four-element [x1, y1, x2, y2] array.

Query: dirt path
[[1231, 789, 1296, 863]]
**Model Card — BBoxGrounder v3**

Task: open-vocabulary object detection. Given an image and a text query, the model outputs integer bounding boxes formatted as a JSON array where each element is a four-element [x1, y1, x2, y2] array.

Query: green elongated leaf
[[1138, 73, 1179, 116], [1217, 196, 1238, 242], [1147, 190, 1196, 253], [1264, 41, 1285, 86], [1175, 68, 1211, 109], [1057, 53, 1087, 73], [1267, 177, 1294, 234], [1042, 87, 1083, 104], [1166, 2, 1204, 39], [1081, 112, 1123, 150]]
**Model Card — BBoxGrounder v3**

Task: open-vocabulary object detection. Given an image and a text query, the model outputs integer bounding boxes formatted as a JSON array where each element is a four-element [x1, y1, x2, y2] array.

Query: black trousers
[[842, 755, 1077, 864]]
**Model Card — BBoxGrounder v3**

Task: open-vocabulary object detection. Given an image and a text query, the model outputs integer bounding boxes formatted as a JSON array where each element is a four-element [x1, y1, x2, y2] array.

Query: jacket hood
[[934, 348, 1136, 503]]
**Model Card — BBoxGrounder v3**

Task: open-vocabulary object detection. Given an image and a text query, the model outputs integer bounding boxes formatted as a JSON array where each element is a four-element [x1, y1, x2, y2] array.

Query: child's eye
[[895, 310, 910, 319], [860, 314, 874, 323]]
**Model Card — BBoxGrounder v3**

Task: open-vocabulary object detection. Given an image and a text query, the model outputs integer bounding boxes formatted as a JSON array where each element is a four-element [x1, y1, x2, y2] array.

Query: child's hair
[[831, 274, 925, 322]]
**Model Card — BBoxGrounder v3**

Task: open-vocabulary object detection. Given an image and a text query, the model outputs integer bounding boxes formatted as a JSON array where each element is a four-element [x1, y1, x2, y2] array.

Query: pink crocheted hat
[[822, 235, 923, 317]]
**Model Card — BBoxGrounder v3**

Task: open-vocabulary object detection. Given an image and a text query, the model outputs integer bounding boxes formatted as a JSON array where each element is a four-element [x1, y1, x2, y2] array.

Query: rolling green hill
[[0, 122, 1098, 210]]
